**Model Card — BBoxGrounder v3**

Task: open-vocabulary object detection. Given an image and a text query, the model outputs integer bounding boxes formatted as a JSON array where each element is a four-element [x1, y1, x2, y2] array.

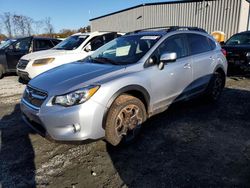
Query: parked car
[[20, 27, 227, 146], [0, 36, 61, 79], [16, 32, 122, 82], [222, 31, 250, 74]]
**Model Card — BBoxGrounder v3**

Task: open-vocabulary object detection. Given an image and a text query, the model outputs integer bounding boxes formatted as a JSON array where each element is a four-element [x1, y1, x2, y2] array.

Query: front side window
[[13, 37, 31, 51], [87, 35, 161, 65], [157, 34, 188, 59], [226, 33, 250, 45], [54, 35, 89, 50], [187, 33, 211, 55]]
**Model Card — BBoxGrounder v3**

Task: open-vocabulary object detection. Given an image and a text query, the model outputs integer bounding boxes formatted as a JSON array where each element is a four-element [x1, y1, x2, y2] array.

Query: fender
[[102, 84, 150, 129]]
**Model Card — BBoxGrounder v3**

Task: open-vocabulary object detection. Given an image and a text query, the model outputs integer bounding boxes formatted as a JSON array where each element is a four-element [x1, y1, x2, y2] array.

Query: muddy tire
[[105, 94, 147, 146], [205, 72, 225, 101]]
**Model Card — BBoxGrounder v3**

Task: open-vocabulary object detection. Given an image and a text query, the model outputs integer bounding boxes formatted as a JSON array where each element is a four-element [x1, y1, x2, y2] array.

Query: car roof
[[233, 31, 250, 35], [126, 26, 207, 37]]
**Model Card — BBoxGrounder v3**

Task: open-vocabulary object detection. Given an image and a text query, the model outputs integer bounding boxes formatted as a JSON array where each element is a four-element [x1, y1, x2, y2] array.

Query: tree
[[1, 12, 13, 38], [44, 17, 54, 36], [12, 14, 33, 37]]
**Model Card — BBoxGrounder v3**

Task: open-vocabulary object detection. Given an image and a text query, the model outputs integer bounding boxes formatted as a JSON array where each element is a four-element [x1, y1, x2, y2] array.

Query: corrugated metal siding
[[91, 0, 248, 39]]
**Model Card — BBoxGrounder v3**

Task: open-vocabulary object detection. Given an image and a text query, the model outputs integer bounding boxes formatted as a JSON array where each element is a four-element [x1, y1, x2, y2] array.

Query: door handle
[[183, 63, 191, 69]]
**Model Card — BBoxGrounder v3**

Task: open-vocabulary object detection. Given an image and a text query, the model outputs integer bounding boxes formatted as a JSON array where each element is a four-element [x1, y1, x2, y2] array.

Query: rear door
[[6, 37, 32, 70], [186, 33, 216, 92]]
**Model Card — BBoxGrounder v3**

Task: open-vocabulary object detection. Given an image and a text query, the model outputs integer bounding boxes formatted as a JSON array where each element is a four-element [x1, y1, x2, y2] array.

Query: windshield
[[0, 39, 15, 49], [54, 35, 89, 50], [87, 35, 161, 65], [226, 33, 250, 45]]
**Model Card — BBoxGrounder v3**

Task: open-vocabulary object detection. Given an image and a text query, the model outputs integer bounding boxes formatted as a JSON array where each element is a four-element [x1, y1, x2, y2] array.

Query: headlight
[[32, 58, 55, 66], [246, 52, 250, 57], [53, 85, 100, 107]]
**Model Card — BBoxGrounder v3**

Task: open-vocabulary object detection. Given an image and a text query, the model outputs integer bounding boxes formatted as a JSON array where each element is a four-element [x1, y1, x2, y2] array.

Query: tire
[[105, 94, 147, 146], [205, 72, 225, 101], [0, 66, 4, 79]]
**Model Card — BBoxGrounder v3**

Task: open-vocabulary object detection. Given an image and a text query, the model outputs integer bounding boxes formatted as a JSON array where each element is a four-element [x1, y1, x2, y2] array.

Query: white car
[[17, 31, 122, 82]]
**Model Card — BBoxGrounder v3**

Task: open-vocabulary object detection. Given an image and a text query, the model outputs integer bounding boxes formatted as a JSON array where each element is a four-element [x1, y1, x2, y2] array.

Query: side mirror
[[158, 52, 177, 70], [84, 43, 92, 52], [160, 52, 177, 63]]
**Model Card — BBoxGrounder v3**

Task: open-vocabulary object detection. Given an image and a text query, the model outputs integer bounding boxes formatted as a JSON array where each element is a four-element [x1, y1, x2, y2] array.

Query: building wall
[[90, 0, 250, 39]]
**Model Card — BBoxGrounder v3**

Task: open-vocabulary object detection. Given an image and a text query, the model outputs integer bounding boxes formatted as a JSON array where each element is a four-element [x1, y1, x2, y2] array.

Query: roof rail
[[126, 26, 207, 35]]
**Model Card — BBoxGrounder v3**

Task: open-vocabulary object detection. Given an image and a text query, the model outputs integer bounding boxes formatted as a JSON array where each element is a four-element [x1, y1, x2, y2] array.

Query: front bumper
[[17, 70, 31, 82], [20, 98, 107, 141]]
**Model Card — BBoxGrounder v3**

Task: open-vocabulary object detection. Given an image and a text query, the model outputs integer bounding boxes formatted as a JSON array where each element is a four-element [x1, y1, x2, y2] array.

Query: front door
[[6, 37, 32, 70], [147, 34, 193, 111]]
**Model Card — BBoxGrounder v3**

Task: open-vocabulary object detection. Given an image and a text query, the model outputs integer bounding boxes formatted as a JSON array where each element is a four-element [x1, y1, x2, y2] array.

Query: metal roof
[[89, 0, 216, 21]]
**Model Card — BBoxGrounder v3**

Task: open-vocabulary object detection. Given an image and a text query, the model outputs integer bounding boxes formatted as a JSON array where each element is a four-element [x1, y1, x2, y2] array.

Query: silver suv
[[21, 27, 227, 146]]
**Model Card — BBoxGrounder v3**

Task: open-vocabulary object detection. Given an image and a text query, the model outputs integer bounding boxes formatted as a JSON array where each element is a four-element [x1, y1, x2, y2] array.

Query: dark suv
[[222, 31, 250, 74], [0, 36, 61, 78]]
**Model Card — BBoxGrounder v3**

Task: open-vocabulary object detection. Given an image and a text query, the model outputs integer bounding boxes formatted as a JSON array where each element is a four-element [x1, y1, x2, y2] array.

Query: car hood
[[21, 49, 78, 60], [29, 62, 126, 95]]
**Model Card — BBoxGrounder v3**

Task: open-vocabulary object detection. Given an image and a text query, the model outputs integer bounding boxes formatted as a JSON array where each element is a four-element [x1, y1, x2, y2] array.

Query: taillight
[[221, 49, 227, 56]]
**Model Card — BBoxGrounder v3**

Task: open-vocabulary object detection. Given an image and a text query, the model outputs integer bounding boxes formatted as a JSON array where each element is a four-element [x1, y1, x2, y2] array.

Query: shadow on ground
[[0, 104, 36, 187], [107, 87, 250, 187]]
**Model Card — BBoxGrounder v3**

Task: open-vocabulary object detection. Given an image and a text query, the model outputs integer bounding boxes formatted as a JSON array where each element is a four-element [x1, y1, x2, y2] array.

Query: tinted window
[[208, 38, 216, 50], [51, 39, 61, 46], [90, 36, 105, 51], [35, 39, 54, 50], [187, 34, 211, 55], [226, 33, 250, 45], [103, 33, 117, 43], [158, 34, 188, 59], [13, 37, 31, 51]]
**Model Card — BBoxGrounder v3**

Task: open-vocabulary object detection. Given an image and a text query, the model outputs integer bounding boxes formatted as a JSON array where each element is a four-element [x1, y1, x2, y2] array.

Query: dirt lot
[[0, 75, 250, 188]]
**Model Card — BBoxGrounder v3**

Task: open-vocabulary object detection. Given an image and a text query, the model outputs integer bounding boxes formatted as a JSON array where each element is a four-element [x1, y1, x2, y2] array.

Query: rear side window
[[51, 39, 61, 46], [187, 34, 211, 55], [208, 38, 216, 50], [35, 39, 54, 50]]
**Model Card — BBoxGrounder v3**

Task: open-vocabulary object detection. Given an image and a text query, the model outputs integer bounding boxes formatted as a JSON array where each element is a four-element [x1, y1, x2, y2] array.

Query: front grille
[[17, 59, 29, 69], [23, 86, 47, 110]]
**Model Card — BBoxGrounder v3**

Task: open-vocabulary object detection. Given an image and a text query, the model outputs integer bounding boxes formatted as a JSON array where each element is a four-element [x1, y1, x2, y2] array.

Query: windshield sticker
[[141, 36, 160, 40], [116, 45, 131, 56]]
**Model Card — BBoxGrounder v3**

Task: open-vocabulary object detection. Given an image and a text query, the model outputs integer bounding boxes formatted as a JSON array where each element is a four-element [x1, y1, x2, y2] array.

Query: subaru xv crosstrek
[[20, 27, 227, 146]]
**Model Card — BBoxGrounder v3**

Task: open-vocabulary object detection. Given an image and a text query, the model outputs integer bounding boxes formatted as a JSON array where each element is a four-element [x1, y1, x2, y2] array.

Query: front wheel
[[205, 72, 225, 101], [105, 94, 147, 146]]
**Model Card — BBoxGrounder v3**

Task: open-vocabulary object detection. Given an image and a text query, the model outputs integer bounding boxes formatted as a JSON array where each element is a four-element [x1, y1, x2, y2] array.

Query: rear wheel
[[105, 94, 147, 146], [205, 72, 225, 101]]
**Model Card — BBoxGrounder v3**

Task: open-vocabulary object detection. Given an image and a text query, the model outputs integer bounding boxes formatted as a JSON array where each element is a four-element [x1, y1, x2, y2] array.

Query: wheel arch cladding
[[102, 85, 150, 129]]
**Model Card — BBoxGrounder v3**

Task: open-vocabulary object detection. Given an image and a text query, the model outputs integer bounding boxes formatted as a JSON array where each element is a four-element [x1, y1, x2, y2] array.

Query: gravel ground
[[0, 75, 250, 188]]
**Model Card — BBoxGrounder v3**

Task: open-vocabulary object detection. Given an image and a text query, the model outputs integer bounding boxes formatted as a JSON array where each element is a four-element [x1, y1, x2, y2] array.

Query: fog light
[[73, 124, 81, 133]]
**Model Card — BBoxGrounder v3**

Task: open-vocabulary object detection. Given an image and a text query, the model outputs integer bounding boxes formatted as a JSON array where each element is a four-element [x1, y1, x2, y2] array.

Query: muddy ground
[[0, 75, 250, 188]]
